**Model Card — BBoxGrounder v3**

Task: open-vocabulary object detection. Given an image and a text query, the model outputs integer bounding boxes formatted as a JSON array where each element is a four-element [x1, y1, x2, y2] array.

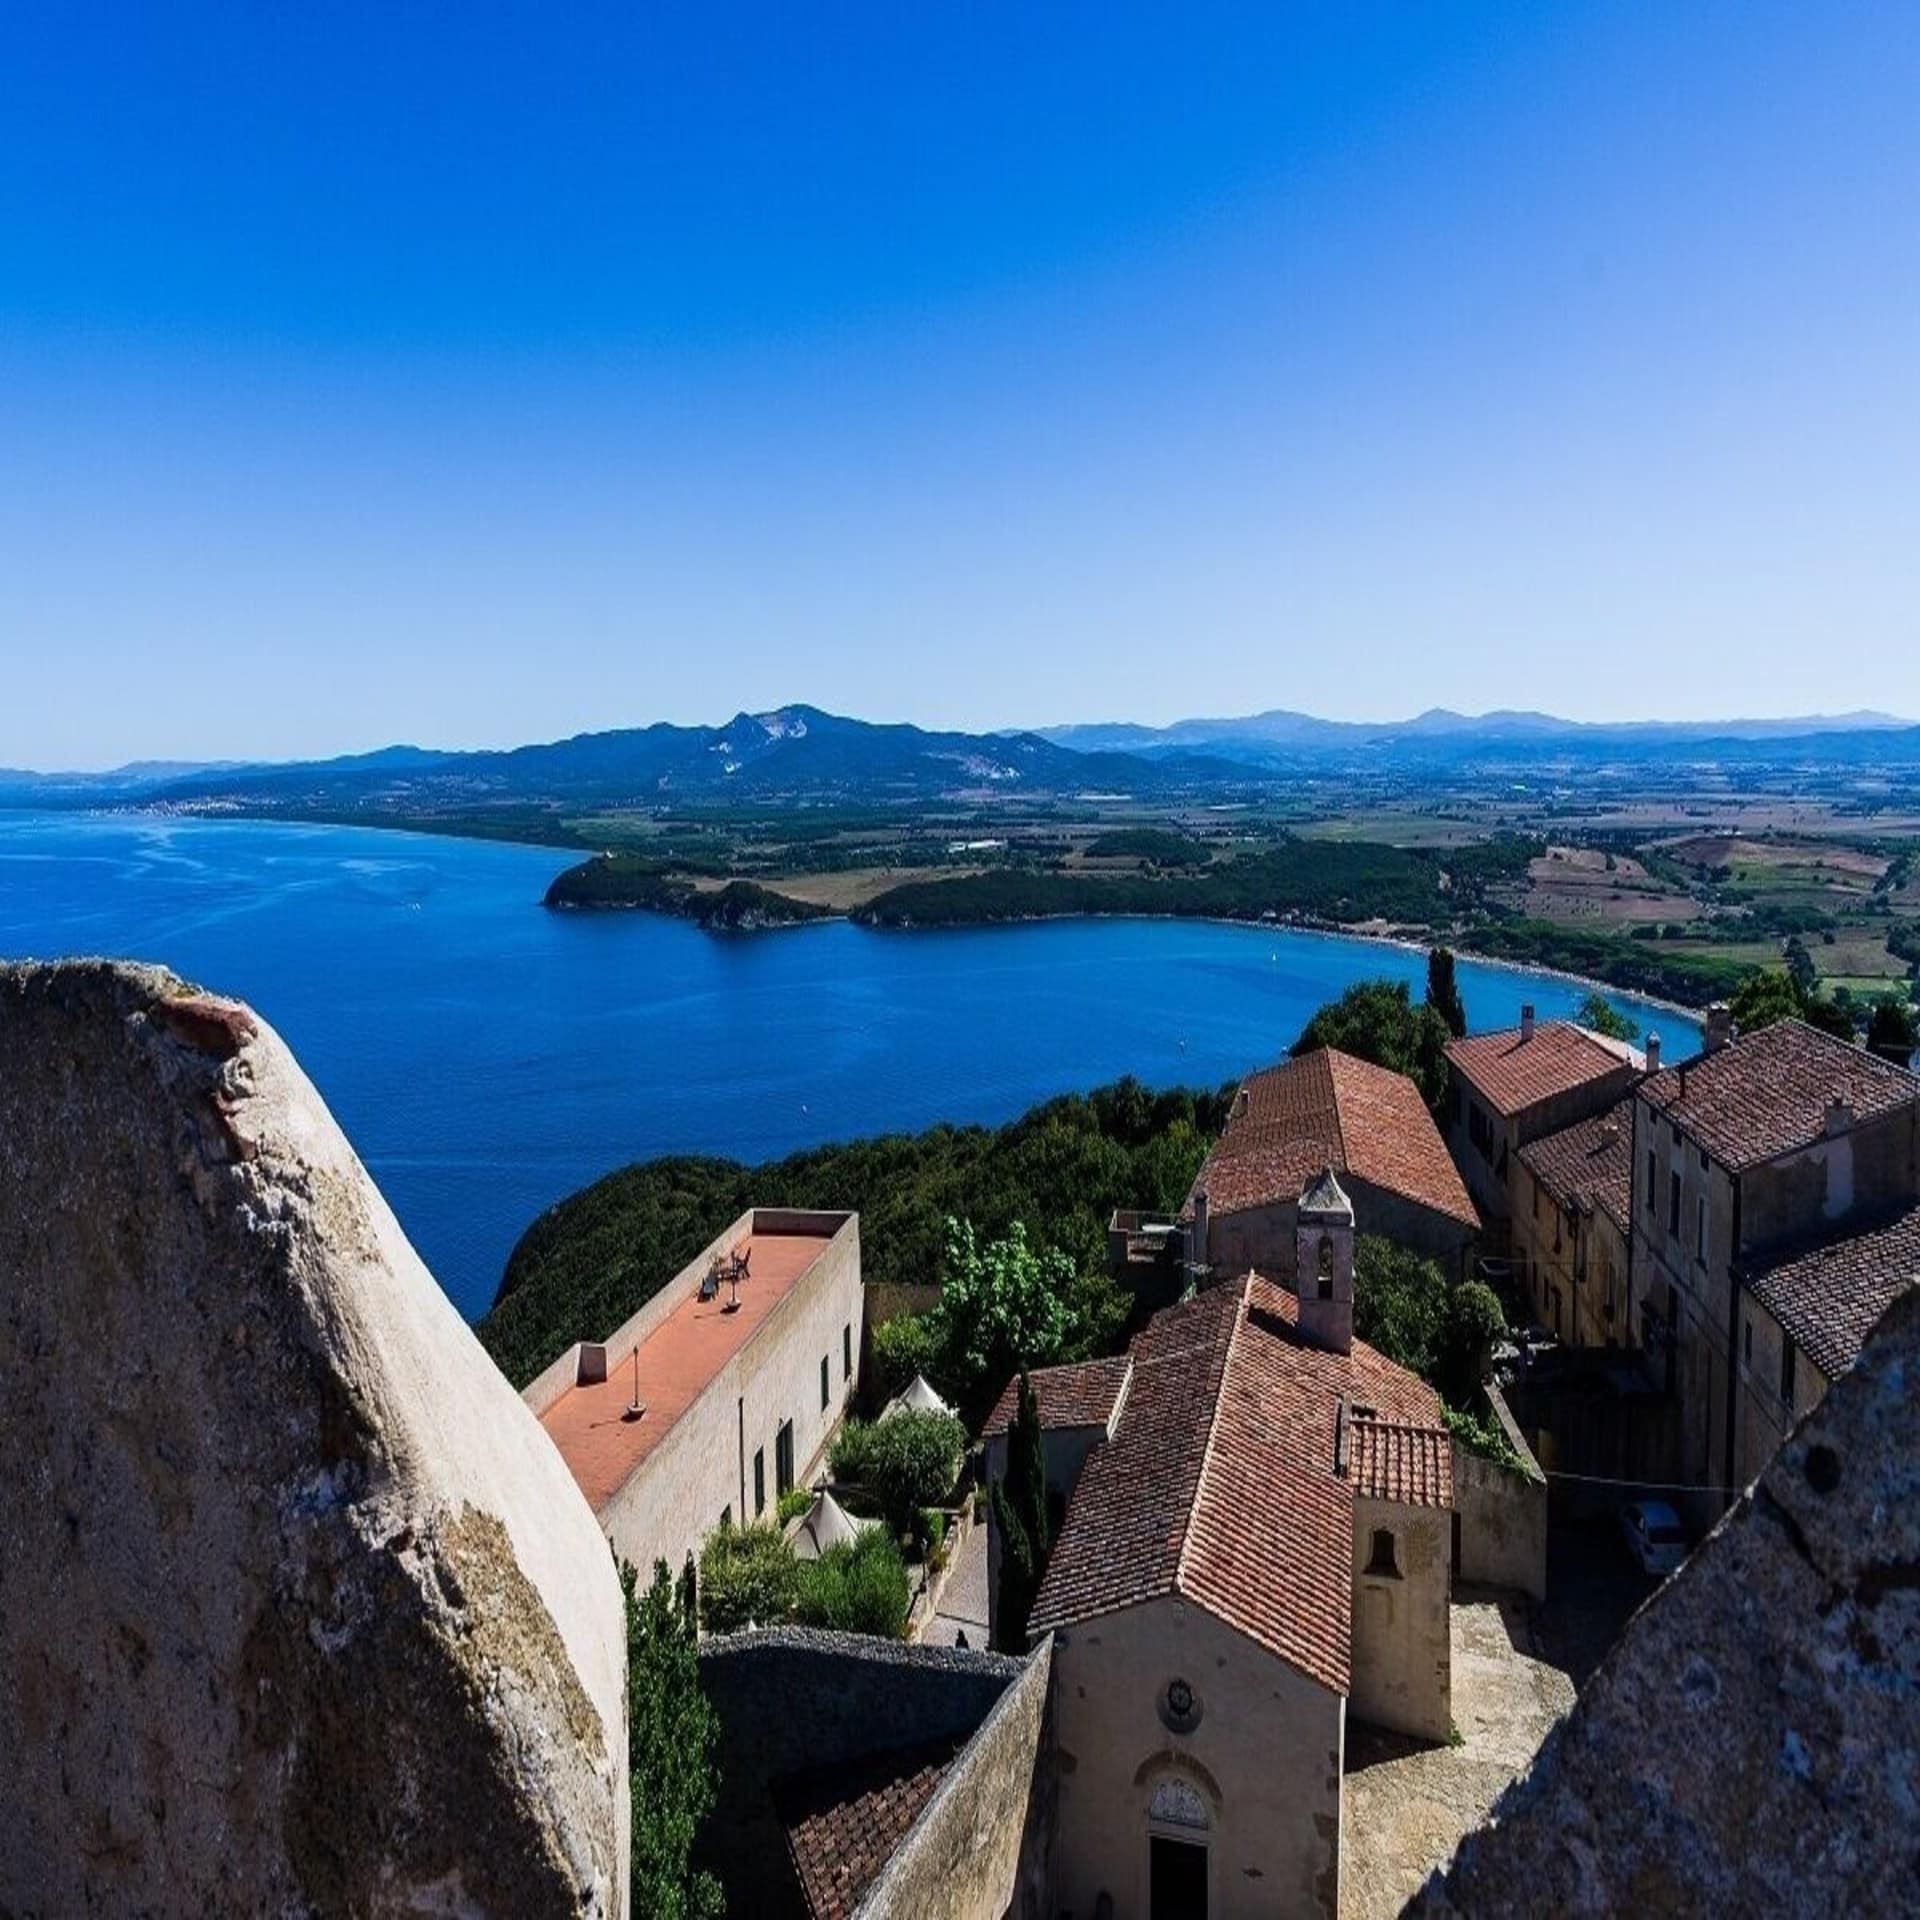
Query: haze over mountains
[[4, 704, 1918, 813]]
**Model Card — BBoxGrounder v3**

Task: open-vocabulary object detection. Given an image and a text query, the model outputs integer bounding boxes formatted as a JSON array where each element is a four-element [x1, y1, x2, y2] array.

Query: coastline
[[53, 804, 1711, 1024]]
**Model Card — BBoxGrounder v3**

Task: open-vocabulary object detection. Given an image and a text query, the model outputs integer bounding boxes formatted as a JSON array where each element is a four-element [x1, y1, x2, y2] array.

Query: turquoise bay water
[[0, 811, 1698, 1321]]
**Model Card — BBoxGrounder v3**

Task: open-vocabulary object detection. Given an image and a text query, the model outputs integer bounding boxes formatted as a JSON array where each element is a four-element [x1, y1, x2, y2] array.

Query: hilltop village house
[[1443, 1008, 1643, 1247], [1626, 1016, 1920, 1517], [1183, 1047, 1481, 1280], [1513, 1098, 1636, 1349], [525, 1208, 863, 1576], [990, 1172, 1455, 1919]]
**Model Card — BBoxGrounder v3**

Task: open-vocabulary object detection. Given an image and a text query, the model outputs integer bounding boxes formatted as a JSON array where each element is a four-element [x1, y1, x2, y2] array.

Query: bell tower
[[1295, 1166, 1354, 1355]]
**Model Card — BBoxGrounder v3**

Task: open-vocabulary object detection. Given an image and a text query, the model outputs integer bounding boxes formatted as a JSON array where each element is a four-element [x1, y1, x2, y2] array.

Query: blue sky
[[2, 2, 1916, 766]]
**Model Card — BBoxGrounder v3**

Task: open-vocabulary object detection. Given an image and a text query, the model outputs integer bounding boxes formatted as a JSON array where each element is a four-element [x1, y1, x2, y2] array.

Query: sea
[[0, 810, 1699, 1321]]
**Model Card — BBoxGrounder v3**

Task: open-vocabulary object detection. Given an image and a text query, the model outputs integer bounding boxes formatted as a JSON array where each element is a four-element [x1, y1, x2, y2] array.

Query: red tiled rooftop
[[1639, 1018, 1919, 1171], [1349, 1415, 1454, 1508], [1446, 1021, 1637, 1117], [1030, 1273, 1448, 1696], [1742, 1202, 1920, 1383], [537, 1230, 831, 1512], [1186, 1048, 1478, 1229], [982, 1354, 1132, 1437], [774, 1737, 959, 1920], [1519, 1098, 1636, 1231]]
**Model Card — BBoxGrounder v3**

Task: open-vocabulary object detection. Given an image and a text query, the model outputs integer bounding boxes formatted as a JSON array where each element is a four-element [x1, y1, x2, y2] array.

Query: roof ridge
[[1325, 1049, 1352, 1173], [1172, 1276, 1251, 1603]]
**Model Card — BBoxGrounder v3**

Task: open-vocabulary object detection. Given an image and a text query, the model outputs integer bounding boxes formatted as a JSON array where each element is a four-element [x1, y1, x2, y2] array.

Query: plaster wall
[[1051, 1598, 1345, 1920], [1348, 1499, 1451, 1741]]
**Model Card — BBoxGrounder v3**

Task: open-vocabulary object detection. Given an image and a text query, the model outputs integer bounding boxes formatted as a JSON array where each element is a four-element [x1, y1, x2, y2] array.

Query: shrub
[[775, 1485, 813, 1526], [917, 1506, 948, 1558], [1351, 1236, 1448, 1379], [792, 1529, 911, 1638], [697, 1523, 798, 1633], [862, 1409, 967, 1536], [1443, 1402, 1523, 1472], [829, 1416, 879, 1487]]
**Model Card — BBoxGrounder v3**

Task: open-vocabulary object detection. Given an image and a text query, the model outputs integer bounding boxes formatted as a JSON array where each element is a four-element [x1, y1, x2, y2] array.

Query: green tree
[[1351, 1236, 1449, 1379], [1441, 1280, 1507, 1403], [853, 1409, 967, 1537], [935, 1217, 1073, 1395], [1293, 978, 1452, 1110], [1575, 990, 1639, 1043], [1426, 946, 1468, 1039], [1729, 967, 1805, 1035], [1802, 994, 1857, 1042], [622, 1558, 724, 1920], [793, 1528, 912, 1637], [990, 1372, 1051, 1652], [1867, 995, 1917, 1065], [868, 1310, 944, 1402], [696, 1524, 799, 1633]]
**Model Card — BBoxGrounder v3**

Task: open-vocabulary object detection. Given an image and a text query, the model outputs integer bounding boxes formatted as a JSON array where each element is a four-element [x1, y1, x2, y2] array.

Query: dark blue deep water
[[0, 812, 1698, 1320]]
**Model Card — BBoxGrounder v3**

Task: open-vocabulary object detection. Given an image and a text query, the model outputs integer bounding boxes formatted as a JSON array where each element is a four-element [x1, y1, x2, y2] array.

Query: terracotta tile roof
[[1445, 1021, 1637, 1118], [1519, 1098, 1636, 1231], [1742, 1203, 1920, 1383], [536, 1229, 833, 1512], [773, 1736, 960, 1919], [982, 1354, 1132, 1437], [1187, 1048, 1478, 1230], [1638, 1019, 1919, 1172], [1348, 1415, 1453, 1508], [1029, 1274, 1449, 1696]]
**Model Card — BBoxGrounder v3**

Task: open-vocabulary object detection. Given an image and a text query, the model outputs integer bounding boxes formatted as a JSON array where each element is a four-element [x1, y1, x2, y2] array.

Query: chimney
[[1294, 1166, 1355, 1356], [1190, 1186, 1210, 1271], [1705, 1004, 1734, 1053], [1520, 1004, 1536, 1041], [1235, 1086, 1250, 1116], [1824, 1094, 1855, 1139], [1599, 1118, 1621, 1149], [1645, 1031, 1661, 1074]]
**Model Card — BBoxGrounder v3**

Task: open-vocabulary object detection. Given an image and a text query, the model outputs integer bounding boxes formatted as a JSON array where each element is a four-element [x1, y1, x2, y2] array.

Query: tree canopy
[[1426, 946, 1467, 1039], [623, 1558, 723, 1920], [1292, 977, 1452, 1110]]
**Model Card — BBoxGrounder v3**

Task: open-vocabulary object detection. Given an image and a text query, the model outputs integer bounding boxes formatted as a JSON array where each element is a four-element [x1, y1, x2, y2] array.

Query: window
[[1646, 1149, 1656, 1215], [1781, 1337, 1797, 1408], [820, 1354, 830, 1412], [843, 1322, 852, 1381], [1365, 1527, 1401, 1578], [1696, 1194, 1709, 1268], [775, 1419, 795, 1495], [1743, 1319, 1753, 1373], [1532, 1179, 1540, 1222], [753, 1448, 765, 1517], [1669, 1169, 1681, 1236]]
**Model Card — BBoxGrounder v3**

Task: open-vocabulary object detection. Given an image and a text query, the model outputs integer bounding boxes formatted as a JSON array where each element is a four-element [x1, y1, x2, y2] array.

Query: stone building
[[1512, 1098, 1634, 1347], [992, 1172, 1454, 1918], [1627, 1016, 1919, 1522], [695, 1629, 1053, 1919], [1443, 1009, 1642, 1248], [525, 1208, 863, 1576], [1183, 1047, 1480, 1281]]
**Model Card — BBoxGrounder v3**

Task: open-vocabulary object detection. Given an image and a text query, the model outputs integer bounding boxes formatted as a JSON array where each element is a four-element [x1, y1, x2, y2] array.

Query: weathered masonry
[[525, 1208, 863, 1576]]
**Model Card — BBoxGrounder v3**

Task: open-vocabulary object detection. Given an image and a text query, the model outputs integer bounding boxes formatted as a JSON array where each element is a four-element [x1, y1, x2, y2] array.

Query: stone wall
[[696, 1628, 1035, 1913], [1408, 1287, 1920, 1916], [1450, 1385, 1548, 1601], [0, 962, 629, 1918], [859, 1639, 1056, 1920]]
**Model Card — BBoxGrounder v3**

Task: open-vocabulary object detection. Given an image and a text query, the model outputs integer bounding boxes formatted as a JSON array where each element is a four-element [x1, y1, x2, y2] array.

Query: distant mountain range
[[1036, 707, 1917, 761], [4, 703, 1918, 816]]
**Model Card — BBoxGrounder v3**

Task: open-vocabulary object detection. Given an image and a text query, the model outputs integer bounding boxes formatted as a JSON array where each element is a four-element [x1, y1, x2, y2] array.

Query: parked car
[[1618, 1498, 1688, 1576]]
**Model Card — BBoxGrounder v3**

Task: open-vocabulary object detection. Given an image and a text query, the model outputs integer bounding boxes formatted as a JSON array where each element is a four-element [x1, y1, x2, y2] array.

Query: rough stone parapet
[[0, 961, 630, 1917]]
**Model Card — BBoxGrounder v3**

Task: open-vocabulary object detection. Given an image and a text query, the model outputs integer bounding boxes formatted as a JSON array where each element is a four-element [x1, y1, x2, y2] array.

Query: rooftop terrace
[[533, 1212, 850, 1513]]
